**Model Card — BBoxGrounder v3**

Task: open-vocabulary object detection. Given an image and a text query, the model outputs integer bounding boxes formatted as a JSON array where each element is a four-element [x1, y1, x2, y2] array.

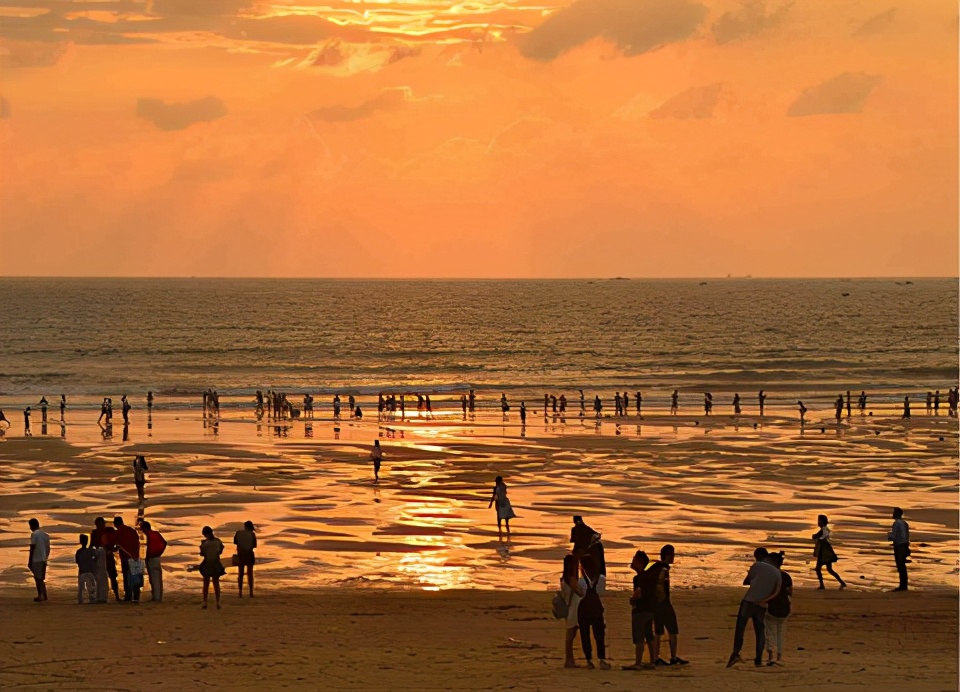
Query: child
[[765, 551, 792, 665], [75, 534, 98, 604]]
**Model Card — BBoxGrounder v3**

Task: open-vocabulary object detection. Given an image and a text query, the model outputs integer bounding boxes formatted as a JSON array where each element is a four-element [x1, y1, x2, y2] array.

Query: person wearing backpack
[[577, 554, 610, 670], [559, 554, 583, 668], [141, 521, 167, 603]]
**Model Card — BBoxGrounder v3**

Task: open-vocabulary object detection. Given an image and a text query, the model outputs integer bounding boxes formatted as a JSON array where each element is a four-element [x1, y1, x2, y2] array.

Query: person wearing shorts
[[647, 544, 688, 666], [623, 550, 655, 670]]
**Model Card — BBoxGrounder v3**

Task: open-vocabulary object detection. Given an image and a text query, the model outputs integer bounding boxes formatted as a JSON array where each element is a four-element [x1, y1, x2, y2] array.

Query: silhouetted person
[[934, 390, 940, 414], [615, 392, 622, 416], [370, 440, 382, 481], [60, 394, 66, 419], [635, 391, 642, 417], [902, 396, 911, 419], [758, 390, 766, 416], [797, 401, 807, 423], [727, 547, 780, 668], [425, 395, 432, 415], [500, 393, 509, 416], [733, 393, 741, 415], [24, 407, 32, 436], [888, 507, 910, 591], [461, 394, 467, 415], [519, 402, 526, 425], [704, 393, 713, 416], [559, 394, 567, 414], [594, 396, 602, 419], [147, 391, 154, 411], [834, 395, 843, 423], [121, 395, 131, 425], [670, 390, 678, 415], [38, 397, 48, 423], [812, 514, 846, 589], [925, 391, 933, 413], [858, 391, 867, 413]]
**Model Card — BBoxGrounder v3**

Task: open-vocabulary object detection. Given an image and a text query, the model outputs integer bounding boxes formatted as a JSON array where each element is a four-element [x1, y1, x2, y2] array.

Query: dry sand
[[0, 586, 955, 691]]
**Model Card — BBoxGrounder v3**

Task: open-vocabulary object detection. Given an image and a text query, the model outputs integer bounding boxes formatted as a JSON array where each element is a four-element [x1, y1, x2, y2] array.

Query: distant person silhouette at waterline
[[797, 401, 807, 424], [670, 390, 678, 415], [758, 390, 766, 416], [370, 440, 382, 481], [902, 396, 911, 419]]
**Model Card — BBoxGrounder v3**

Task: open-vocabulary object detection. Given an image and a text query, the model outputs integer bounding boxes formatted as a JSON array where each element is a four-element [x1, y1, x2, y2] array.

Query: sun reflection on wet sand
[[0, 405, 956, 594]]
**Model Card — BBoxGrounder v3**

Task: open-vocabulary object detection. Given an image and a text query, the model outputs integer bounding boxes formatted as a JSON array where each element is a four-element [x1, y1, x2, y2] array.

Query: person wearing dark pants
[[888, 507, 910, 591], [728, 547, 781, 668], [577, 554, 611, 670]]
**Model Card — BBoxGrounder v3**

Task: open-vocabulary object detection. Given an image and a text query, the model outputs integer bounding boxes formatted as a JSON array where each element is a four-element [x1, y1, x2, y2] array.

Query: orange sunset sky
[[0, 0, 956, 278]]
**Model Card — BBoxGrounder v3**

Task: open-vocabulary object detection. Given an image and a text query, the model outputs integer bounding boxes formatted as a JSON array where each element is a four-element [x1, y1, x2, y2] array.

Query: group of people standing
[[551, 508, 912, 672]]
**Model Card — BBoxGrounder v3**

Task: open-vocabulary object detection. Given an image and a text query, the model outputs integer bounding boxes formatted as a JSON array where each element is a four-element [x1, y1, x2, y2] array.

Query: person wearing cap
[[141, 521, 167, 602], [234, 520, 258, 598]]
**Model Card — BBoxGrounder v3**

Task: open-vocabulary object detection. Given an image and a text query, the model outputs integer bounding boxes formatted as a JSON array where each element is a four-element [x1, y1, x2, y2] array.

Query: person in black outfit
[[577, 554, 610, 670], [764, 551, 792, 665]]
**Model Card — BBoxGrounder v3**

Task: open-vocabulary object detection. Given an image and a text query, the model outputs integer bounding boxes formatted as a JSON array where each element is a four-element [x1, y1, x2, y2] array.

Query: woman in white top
[[812, 514, 846, 590], [487, 476, 517, 539], [560, 554, 583, 668]]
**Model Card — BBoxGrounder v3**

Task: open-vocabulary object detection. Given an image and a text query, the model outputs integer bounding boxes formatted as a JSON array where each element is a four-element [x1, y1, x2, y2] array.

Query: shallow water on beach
[[0, 406, 956, 593], [0, 278, 956, 403]]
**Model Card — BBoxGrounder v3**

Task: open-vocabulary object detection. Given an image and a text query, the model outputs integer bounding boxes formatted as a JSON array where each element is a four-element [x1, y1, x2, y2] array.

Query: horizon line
[[0, 275, 957, 281]]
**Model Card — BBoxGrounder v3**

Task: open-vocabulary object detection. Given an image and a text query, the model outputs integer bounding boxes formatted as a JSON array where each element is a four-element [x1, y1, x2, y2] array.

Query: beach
[[0, 586, 956, 690]]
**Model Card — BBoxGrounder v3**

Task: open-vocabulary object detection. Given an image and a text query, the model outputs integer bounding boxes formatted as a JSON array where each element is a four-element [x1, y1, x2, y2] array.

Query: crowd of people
[[25, 453, 259, 610], [552, 508, 912, 672]]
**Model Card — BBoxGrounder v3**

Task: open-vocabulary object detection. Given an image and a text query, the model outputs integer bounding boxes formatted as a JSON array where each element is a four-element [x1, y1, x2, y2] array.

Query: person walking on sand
[[647, 544, 687, 666], [834, 395, 843, 423], [635, 391, 642, 418], [812, 514, 846, 589], [764, 551, 791, 665], [488, 475, 516, 539], [622, 392, 629, 415], [934, 390, 940, 414], [60, 394, 66, 419], [370, 440, 383, 481], [28, 518, 50, 602], [758, 390, 766, 416], [140, 521, 167, 602], [615, 392, 622, 417], [23, 406, 32, 436], [133, 455, 148, 503], [579, 389, 585, 414], [75, 534, 98, 604], [38, 397, 48, 423], [670, 390, 679, 415], [519, 402, 526, 425], [577, 554, 611, 670], [902, 396, 911, 419], [559, 394, 567, 414], [733, 393, 741, 416], [858, 390, 867, 413], [121, 395, 131, 425], [727, 547, 781, 668], [593, 396, 602, 419], [560, 554, 584, 668], [234, 521, 257, 598], [703, 393, 711, 416], [623, 550, 656, 671], [798, 401, 807, 424], [888, 507, 910, 591], [199, 526, 225, 609], [500, 393, 509, 417]]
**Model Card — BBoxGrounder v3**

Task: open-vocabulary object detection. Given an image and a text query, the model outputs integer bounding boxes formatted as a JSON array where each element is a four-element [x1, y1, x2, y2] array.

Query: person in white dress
[[560, 554, 584, 668], [488, 476, 516, 539]]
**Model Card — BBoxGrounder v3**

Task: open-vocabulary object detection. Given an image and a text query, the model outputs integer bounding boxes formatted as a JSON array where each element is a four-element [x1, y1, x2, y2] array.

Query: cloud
[[0, 96, 9, 119], [519, 0, 707, 60], [148, 0, 254, 15], [0, 39, 69, 68], [853, 8, 896, 37], [308, 88, 417, 123], [650, 83, 725, 119], [289, 39, 421, 75], [136, 96, 228, 130], [787, 72, 882, 117], [712, 1, 792, 44]]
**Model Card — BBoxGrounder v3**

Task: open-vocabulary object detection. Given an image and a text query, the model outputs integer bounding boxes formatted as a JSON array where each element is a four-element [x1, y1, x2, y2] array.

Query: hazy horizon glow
[[0, 0, 956, 278]]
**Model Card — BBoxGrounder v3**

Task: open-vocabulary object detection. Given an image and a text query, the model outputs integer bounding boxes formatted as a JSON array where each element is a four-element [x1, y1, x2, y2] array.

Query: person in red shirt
[[140, 521, 167, 603], [110, 516, 141, 603]]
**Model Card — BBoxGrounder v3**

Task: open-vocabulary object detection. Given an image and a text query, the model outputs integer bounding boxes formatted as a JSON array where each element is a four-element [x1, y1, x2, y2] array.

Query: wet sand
[[0, 405, 957, 592], [0, 587, 955, 690]]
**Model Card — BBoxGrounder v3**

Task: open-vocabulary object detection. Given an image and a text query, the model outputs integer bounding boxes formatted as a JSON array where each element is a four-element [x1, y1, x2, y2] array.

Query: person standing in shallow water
[[519, 402, 526, 425], [370, 440, 383, 481], [902, 396, 911, 419], [797, 401, 807, 424], [834, 395, 843, 423], [758, 390, 766, 416], [733, 393, 741, 415], [670, 390, 678, 415], [812, 514, 846, 590], [133, 455, 148, 503], [488, 475, 516, 539], [23, 407, 32, 436], [199, 526, 225, 610], [234, 521, 257, 598]]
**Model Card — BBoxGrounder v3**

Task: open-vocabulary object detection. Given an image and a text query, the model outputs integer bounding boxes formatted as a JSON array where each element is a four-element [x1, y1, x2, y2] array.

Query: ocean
[[1, 278, 955, 406]]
